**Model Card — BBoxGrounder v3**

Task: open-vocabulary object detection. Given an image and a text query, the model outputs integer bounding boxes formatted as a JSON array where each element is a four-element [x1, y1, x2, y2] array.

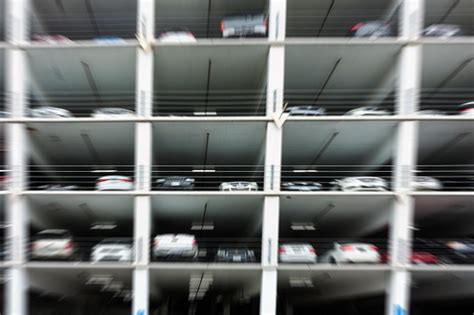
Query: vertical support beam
[[260, 197, 279, 315], [5, 1, 30, 315], [268, 0, 287, 41], [399, 0, 424, 39], [264, 124, 282, 192], [260, 269, 278, 315], [136, 0, 155, 118], [133, 268, 150, 315], [134, 196, 151, 265], [135, 123, 152, 192]]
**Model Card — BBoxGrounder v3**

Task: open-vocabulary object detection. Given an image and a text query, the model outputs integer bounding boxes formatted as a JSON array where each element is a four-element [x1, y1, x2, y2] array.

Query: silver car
[[279, 244, 317, 264], [221, 14, 267, 38], [331, 177, 388, 191], [219, 181, 258, 191], [31, 229, 77, 260], [153, 234, 198, 260], [281, 182, 322, 191], [345, 106, 390, 116], [30, 106, 73, 118], [423, 24, 463, 37], [287, 105, 326, 116], [411, 176, 442, 191], [92, 108, 135, 118]]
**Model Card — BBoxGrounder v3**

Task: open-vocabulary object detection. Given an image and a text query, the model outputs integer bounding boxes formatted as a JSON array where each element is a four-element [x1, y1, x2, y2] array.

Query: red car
[[381, 251, 438, 265]]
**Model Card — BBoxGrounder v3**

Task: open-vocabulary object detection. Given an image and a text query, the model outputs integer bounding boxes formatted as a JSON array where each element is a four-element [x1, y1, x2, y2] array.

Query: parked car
[[348, 21, 393, 37], [91, 238, 133, 262], [345, 106, 390, 116], [381, 251, 439, 265], [32, 34, 74, 44], [279, 244, 317, 263], [281, 181, 322, 191], [444, 240, 474, 264], [320, 242, 380, 264], [93, 36, 126, 44], [158, 29, 196, 43], [331, 177, 388, 191], [287, 105, 326, 116], [414, 109, 446, 116], [219, 181, 258, 191], [411, 176, 442, 191], [37, 184, 78, 191], [92, 108, 135, 118], [0, 111, 9, 118], [221, 14, 267, 38], [458, 101, 474, 116], [156, 176, 195, 190], [423, 24, 463, 37], [216, 247, 256, 263], [31, 229, 77, 260], [153, 234, 198, 260], [96, 175, 133, 191], [29, 106, 73, 118]]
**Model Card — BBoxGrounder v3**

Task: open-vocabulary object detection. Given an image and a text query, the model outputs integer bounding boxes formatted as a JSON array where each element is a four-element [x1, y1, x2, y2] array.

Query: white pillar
[[399, 0, 424, 39], [260, 197, 279, 315], [268, 0, 287, 41], [133, 268, 150, 315], [135, 123, 153, 192], [260, 269, 278, 315], [134, 196, 151, 265], [264, 124, 282, 192], [135, 0, 155, 117], [266, 46, 285, 116]]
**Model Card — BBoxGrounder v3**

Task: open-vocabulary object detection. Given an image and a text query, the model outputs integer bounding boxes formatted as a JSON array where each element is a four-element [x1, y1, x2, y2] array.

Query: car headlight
[[447, 241, 468, 250], [156, 178, 165, 183], [186, 178, 195, 183]]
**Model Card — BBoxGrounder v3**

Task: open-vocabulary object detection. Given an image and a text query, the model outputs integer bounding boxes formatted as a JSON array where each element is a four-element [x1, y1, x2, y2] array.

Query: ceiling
[[412, 271, 474, 301], [27, 122, 135, 165], [285, 44, 401, 91], [155, 0, 267, 38], [29, 267, 132, 297], [414, 194, 474, 237], [282, 120, 397, 165], [422, 44, 474, 89], [418, 121, 474, 165], [0, 0, 4, 41], [154, 45, 268, 91], [424, 0, 474, 36], [286, 0, 397, 37], [153, 121, 267, 165], [26, 46, 136, 97], [280, 195, 393, 238], [27, 194, 134, 235], [31, 0, 137, 40], [278, 269, 387, 305], [0, 48, 4, 89], [151, 195, 263, 237]]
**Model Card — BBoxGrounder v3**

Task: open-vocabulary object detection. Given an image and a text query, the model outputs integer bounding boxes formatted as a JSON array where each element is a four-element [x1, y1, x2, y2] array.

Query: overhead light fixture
[[292, 169, 318, 173], [102, 281, 124, 292], [191, 222, 215, 231], [194, 111, 217, 116], [291, 222, 316, 231], [91, 222, 117, 230], [192, 168, 216, 173], [86, 275, 113, 285], [289, 277, 314, 288], [408, 225, 420, 231], [91, 169, 117, 173]]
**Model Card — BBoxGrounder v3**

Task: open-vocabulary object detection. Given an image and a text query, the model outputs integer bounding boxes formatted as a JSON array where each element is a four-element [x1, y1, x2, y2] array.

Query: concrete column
[[135, 0, 155, 117], [134, 196, 151, 266], [133, 268, 150, 315], [268, 0, 287, 41], [260, 196, 279, 315], [260, 269, 278, 315], [135, 123, 153, 192], [266, 46, 285, 116], [264, 124, 282, 192], [399, 0, 424, 39]]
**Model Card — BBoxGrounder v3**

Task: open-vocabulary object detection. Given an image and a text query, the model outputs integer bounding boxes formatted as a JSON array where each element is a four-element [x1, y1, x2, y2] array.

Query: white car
[[31, 229, 76, 260], [219, 181, 258, 191], [279, 244, 317, 263], [158, 31, 196, 43], [32, 34, 74, 44], [153, 234, 198, 260], [91, 238, 133, 262], [331, 177, 388, 191], [30, 106, 73, 118], [345, 106, 390, 116], [411, 176, 442, 191], [96, 175, 133, 191], [92, 108, 135, 118], [459, 101, 474, 116], [320, 242, 380, 264]]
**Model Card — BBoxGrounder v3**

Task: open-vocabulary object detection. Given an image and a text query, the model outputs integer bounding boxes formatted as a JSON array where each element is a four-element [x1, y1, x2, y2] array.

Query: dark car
[[221, 14, 267, 38], [281, 182, 322, 191], [423, 24, 463, 37], [444, 240, 474, 264], [156, 176, 195, 190], [348, 21, 393, 37], [458, 101, 474, 116], [216, 247, 256, 263], [287, 105, 326, 116]]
